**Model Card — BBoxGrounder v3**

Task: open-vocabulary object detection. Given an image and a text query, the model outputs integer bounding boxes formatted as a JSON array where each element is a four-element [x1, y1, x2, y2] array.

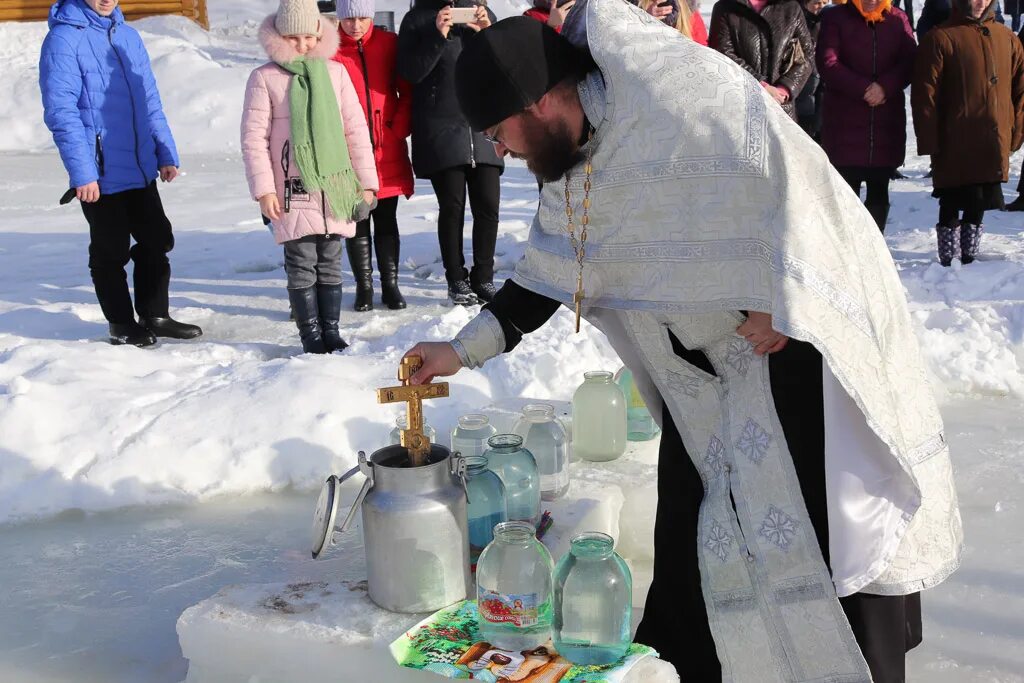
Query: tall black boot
[[316, 283, 348, 353], [865, 201, 890, 233], [374, 232, 407, 310], [936, 223, 959, 267], [345, 236, 374, 312], [960, 224, 983, 265], [287, 286, 327, 354]]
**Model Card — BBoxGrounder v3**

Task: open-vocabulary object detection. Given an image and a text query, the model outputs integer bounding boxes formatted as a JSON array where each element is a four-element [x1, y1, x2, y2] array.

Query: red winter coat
[[333, 25, 414, 199]]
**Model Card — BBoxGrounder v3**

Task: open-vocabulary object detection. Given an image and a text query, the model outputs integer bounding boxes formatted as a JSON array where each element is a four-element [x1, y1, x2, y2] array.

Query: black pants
[[429, 164, 499, 286], [635, 338, 921, 682], [839, 166, 892, 232], [81, 182, 174, 324], [354, 195, 400, 267]]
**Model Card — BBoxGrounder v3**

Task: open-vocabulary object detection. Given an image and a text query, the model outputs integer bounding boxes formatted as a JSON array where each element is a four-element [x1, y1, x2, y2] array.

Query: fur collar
[[259, 14, 341, 64]]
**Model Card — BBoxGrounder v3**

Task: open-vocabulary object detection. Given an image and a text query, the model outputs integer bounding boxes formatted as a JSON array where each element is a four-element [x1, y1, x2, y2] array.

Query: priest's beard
[[511, 112, 585, 183]]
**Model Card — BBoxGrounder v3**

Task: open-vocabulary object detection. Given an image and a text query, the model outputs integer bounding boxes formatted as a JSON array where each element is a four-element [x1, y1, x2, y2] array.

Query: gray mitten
[[352, 194, 378, 223]]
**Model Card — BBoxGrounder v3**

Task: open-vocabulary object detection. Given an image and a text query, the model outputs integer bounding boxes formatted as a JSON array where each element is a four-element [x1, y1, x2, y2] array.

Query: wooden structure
[[0, 0, 209, 29]]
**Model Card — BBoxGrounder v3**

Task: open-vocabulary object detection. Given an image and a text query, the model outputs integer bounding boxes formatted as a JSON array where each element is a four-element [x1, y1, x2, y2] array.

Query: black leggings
[[429, 164, 500, 285], [838, 166, 891, 207], [353, 195, 399, 240], [939, 204, 984, 227]]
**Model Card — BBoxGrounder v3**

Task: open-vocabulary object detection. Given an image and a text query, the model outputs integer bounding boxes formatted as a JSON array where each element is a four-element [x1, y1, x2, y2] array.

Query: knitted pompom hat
[[275, 0, 322, 36], [337, 0, 376, 19]]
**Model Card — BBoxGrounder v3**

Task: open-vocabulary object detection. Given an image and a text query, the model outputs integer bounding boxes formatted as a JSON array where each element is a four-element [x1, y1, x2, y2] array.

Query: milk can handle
[[450, 452, 469, 502], [337, 452, 374, 534]]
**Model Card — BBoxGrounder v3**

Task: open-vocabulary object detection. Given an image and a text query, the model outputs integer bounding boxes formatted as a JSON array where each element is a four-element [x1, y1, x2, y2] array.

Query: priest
[[403, 2, 963, 680]]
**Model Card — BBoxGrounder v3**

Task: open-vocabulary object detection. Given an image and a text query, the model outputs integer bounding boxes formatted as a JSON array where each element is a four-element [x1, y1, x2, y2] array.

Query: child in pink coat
[[242, 0, 378, 353]]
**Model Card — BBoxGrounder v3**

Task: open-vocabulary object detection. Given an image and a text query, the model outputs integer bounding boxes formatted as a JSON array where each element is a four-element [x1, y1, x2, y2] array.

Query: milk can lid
[[311, 474, 341, 559]]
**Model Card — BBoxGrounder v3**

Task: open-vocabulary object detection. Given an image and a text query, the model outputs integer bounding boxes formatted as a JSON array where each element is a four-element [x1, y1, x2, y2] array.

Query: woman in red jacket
[[333, 0, 415, 311]]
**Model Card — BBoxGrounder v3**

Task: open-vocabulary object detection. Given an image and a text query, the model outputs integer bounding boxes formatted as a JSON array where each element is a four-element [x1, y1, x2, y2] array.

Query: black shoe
[[141, 317, 203, 339], [287, 286, 327, 354], [346, 236, 374, 312], [109, 321, 157, 347], [471, 280, 497, 303], [1004, 196, 1024, 212], [375, 233, 407, 310], [891, 169, 907, 180], [316, 283, 348, 353], [447, 279, 479, 306]]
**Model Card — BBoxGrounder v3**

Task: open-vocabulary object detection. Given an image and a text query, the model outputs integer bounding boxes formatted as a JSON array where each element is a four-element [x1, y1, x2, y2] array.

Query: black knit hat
[[455, 16, 587, 131]]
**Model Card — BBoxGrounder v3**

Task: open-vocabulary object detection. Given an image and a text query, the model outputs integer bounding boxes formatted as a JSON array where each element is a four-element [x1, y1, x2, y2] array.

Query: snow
[[0, 0, 1021, 680]]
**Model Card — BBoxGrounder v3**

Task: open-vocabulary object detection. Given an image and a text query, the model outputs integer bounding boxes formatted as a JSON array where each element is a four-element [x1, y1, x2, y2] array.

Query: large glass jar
[[477, 521, 554, 651], [571, 371, 627, 462], [553, 532, 632, 665], [450, 414, 497, 458], [389, 415, 436, 446], [513, 404, 569, 501], [465, 455, 507, 569], [614, 366, 661, 442], [484, 435, 541, 525]]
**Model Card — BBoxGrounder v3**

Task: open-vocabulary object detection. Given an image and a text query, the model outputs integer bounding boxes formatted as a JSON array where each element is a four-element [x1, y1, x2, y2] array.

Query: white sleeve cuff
[[451, 309, 506, 369]]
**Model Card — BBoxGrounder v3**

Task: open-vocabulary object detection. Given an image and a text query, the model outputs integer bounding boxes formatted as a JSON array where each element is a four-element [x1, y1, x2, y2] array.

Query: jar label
[[478, 590, 540, 628]]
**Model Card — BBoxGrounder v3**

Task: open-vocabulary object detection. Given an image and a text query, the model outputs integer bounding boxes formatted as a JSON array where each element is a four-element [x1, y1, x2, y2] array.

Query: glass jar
[[465, 455, 507, 569], [484, 434, 541, 525], [450, 414, 497, 458], [553, 532, 632, 665], [389, 415, 436, 446], [571, 371, 627, 462], [614, 366, 661, 442], [512, 404, 569, 501], [477, 521, 554, 651]]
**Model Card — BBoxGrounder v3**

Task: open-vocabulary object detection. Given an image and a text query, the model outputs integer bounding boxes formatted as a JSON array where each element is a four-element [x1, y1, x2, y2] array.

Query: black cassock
[[483, 280, 922, 683]]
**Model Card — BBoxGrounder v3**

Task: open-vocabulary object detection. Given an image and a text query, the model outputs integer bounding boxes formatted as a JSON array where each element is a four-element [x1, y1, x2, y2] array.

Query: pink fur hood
[[258, 13, 341, 64]]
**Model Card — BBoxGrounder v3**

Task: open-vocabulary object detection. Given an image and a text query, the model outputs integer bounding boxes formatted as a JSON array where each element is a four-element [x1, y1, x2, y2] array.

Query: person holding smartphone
[[397, 0, 504, 306], [633, 0, 709, 43]]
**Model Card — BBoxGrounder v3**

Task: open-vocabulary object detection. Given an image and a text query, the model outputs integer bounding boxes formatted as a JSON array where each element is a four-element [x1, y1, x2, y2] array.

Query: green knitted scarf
[[278, 56, 362, 221]]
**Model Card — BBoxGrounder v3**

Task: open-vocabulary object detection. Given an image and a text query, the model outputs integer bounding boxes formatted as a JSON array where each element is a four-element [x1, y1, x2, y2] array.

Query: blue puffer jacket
[[39, 0, 179, 194]]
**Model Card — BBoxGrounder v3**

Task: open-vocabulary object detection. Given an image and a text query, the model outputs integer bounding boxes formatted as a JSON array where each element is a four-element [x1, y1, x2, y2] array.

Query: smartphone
[[449, 6, 478, 22], [657, 0, 673, 6]]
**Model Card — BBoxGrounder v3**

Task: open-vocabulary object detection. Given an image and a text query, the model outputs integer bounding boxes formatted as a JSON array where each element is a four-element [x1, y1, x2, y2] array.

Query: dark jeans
[[429, 164, 500, 286], [283, 234, 343, 289], [81, 182, 174, 324]]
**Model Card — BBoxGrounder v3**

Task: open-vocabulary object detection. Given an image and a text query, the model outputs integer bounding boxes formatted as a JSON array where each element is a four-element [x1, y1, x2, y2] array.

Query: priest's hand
[[737, 311, 788, 356], [403, 342, 463, 384]]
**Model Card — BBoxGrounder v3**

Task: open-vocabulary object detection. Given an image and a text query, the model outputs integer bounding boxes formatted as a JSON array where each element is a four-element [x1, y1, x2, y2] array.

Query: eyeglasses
[[483, 128, 503, 145]]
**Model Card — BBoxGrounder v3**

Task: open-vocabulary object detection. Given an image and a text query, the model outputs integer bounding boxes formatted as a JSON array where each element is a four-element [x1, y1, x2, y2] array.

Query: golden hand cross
[[376, 356, 449, 467]]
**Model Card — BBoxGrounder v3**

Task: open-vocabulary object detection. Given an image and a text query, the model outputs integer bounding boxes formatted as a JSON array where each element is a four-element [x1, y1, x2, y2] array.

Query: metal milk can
[[311, 356, 471, 613]]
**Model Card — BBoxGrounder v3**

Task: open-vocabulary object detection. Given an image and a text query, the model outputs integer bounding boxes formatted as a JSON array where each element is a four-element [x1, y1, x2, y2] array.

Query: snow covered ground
[[0, 0, 1022, 680]]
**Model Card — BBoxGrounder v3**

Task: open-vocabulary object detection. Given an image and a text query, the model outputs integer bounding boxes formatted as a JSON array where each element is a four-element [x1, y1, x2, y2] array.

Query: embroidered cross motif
[[736, 418, 772, 464], [704, 435, 725, 476], [666, 369, 705, 398], [705, 520, 733, 562], [759, 505, 798, 551], [724, 339, 753, 376]]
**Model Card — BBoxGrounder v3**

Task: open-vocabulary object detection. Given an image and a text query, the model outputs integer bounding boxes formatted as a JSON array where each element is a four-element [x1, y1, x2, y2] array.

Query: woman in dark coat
[[708, 0, 815, 120], [912, 0, 1024, 265], [795, 0, 827, 139], [816, 0, 917, 231], [397, 0, 504, 305]]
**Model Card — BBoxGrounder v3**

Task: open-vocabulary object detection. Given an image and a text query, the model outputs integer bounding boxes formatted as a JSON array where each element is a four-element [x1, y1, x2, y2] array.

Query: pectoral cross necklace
[[564, 127, 595, 334]]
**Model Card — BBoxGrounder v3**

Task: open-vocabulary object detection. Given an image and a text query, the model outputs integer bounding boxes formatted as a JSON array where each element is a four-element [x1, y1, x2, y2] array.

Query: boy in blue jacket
[[39, 0, 202, 347]]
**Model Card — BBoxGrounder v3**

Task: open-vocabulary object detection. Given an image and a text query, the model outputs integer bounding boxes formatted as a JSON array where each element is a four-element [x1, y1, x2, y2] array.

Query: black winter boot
[[1004, 196, 1024, 212], [346, 237, 374, 312], [448, 279, 479, 306], [109, 321, 157, 347], [316, 283, 348, 353], [141, 317, 203, 339], [960, 224, 983, 264], [865, 202, 890, 233], [287, 286, 327, 354], [374, 232, 407, 310], [935, 223, 959, 267]]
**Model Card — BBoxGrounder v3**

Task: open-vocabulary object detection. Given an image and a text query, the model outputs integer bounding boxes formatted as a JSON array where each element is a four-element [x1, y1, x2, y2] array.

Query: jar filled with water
[[513, 403, 569, 500], [483, 434, 541, 525], [477, 521, 554, 651], [614, 366, 661, 442], [464, 455, 507, 568], [450, 414, 497, 458], [572, 371, 627, 462], [553, 532, 632, 665]]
